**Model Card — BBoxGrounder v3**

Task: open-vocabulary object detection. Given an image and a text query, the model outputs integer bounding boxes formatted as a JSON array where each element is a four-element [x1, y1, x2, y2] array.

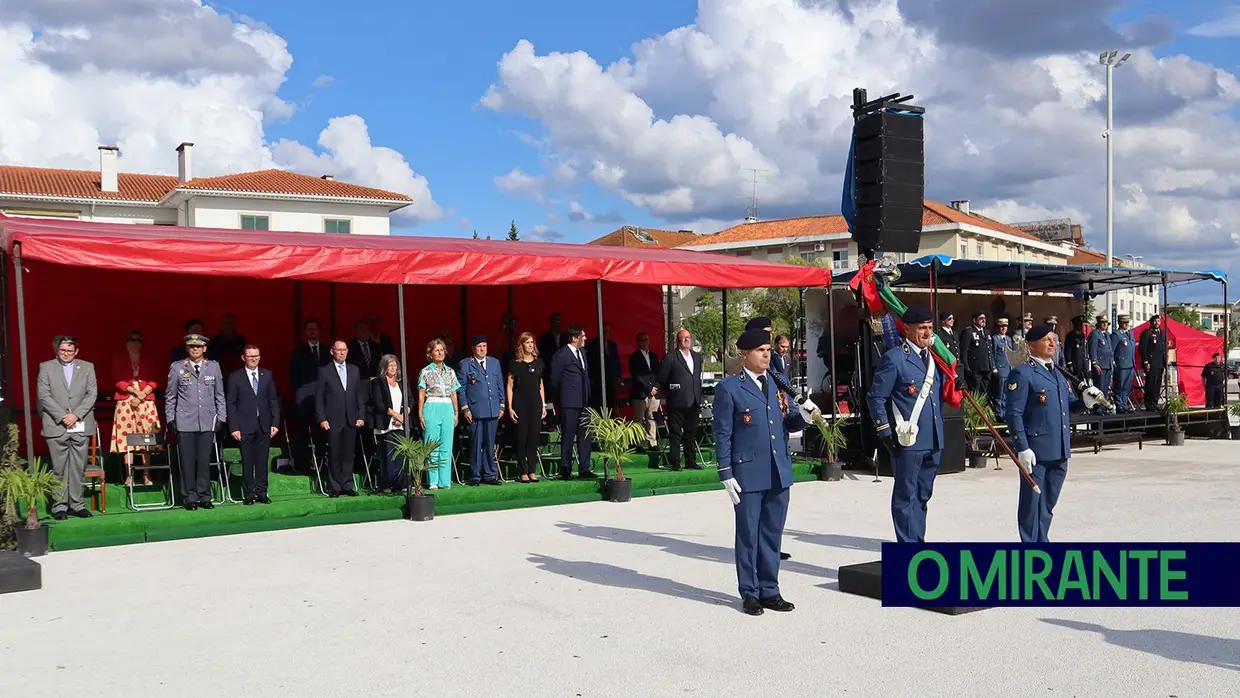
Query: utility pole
[[742, 167, 767, 221], [1101, 50, 1130, 323]]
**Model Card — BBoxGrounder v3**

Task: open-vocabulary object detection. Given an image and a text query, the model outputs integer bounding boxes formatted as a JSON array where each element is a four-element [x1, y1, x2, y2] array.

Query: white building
[[0, 143, 411, 234]]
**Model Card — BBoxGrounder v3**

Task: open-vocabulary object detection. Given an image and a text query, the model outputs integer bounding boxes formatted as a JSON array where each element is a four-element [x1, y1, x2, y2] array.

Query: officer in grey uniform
[[166, 333, 227, 510], [1014, 312, 1034, 340]]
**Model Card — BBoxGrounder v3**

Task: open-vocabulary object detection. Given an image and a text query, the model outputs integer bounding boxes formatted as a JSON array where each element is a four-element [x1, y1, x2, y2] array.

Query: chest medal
[[1008, 382, 1017, 391], [742, 410, 752, 425], [1038, 391, 1048, 404]]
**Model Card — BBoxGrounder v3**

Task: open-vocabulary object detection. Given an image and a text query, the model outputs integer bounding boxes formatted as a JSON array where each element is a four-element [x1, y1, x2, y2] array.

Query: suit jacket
[[1138, 327, 1167, 367], [289, 342, 332, 405], [370, 377, 409, 431], [550, 344, 590, 410], [1087, 329, 1114, 370], [586, 338, 621, 398], [1111, 329, 1136, 369], [628, 349, 660, 400], [315, 362, 367, 427], [712, 371, 806, 492], [227, 367, 280, 434], [165, 359, 227, 432], [959, 325, 994, 376], [865, 341, 945, 451], [1004, 359, 1081, 462], [657, 349, 704, 409], [36, 359, 98, 438], [348, 339, 382, 377], [458, 355, 505, 419], [538, 330, 565, 366]]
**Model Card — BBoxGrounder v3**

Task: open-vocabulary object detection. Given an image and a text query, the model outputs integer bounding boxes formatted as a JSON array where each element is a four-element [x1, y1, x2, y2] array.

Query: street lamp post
[[1101, 50, 1130, 323]]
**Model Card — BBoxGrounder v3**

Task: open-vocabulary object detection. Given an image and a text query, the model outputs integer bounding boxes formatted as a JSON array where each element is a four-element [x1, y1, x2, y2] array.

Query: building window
[[240, 214, 269, 230], [831, 250, 849, 270], [976, 242, 984, 258], [324, 218, 351, 234], [959, 243, 968, 259]]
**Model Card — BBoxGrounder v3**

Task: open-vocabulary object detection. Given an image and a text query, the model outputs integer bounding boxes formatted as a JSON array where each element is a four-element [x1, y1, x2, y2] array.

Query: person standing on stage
[[37, 335, 98, 520], [990, 317, 1013, 413], [657, 329, 705, 471], [714, 328, 815, 616], [1064, 315, 1089, 380], [166, 333, 226, 510], [1087, 315, 1114, 405], [315, 340, 366, 497], [628, 332, 661, 449], [959, 310, 994, 394], [1005, 324, 1103, 542], [458, 335, 505, 486], [865, 307, 946, 543], [226, 344, 280, 504], [1014, 313, 1034, 340], [935, 311, 961, 387], [1111, 315, 1137, 412], [1138, 314, 1168, 411], [418, 339, 461, 490], [506, 332, 546, 483], [1202, 353, 1226, 409]]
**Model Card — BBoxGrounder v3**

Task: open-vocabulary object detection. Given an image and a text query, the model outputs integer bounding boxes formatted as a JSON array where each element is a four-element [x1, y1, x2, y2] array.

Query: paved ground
[[3, 439, 1239, 696]]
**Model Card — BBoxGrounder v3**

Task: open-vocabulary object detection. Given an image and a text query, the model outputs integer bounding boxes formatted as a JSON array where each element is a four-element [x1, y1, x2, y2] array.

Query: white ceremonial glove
[[1084, 386, 1104, 402], [722, 478, 742, 506], [797, 397, 821, 422], [1017, 449, 1036, 475]]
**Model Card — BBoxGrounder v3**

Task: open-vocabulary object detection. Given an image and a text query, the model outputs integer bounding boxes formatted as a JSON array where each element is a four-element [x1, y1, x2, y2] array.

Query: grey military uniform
[[166, 359, 226, 432]]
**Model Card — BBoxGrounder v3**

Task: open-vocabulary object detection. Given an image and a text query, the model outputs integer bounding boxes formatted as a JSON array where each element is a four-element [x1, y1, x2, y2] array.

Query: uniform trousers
[[1144, 365, 1166, 410], [422, 401, 454, 488], [469, 417, 499, 483], [966, 371, 989, 395], [990, 370, 1010, 413], [377, 431, 411, 491], [177, 430, 215, 505], [734, 480, 790, 599], [47, 432, 89, 514], [890, 447, 941, 543], [1018, 458, 1067, 543], [512, 399, 542, 477], [1205, 384, 1225, 409], [238, 431, 271, 499], [666, 406, 699, 469], [1095, 368, 1113, 398], [1113, 367, 1134, 409], [326, 426, 358, 494]]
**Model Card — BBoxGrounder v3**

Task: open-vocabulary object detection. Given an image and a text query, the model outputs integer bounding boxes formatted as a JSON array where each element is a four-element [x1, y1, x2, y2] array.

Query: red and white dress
[[110, 353, 163, 453]]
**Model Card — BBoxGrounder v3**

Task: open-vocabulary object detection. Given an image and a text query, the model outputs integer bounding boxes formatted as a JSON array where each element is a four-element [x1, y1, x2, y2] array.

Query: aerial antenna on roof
[[742, 167, 767, 222]]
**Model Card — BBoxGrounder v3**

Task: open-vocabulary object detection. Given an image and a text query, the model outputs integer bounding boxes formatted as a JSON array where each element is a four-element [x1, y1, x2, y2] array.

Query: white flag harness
[[893, 351, 936, 447]]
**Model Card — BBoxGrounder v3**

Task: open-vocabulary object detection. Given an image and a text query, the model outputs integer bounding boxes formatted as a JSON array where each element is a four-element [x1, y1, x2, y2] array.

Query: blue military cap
[[183, 333, 208, 347], [745, 316, 772, 331], [1025, 324, 1054, 342], [736, 328, 770, 350], [902, 306, 933, 325], [971, 309, 986, 319], [470, 334, 487, 347], [939, 310, 953, 322]]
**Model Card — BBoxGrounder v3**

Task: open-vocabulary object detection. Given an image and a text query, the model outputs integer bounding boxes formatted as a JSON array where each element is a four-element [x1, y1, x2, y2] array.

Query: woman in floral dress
[[111, 330, 163, 485]]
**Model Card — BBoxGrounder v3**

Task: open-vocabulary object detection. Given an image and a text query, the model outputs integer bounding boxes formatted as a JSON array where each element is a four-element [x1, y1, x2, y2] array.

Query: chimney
[[176, 142, 194, 183], [950, 199, 970, 215], [320, 174, 334, 181], [744, 216, 758, 224], [98, 146, 119, 193]]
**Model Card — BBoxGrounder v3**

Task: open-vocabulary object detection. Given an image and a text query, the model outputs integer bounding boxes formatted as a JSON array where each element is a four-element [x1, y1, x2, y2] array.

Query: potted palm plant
[[1228, 402, 1240, 440], [963, 389, 994, 469], [2, 458, 62, 557], [390, 434, 441, 521], [1165, 392, 1188, 446], [812, 413, 848, 481], [0, 422, 19, 552], [585, 407, 650, 503]]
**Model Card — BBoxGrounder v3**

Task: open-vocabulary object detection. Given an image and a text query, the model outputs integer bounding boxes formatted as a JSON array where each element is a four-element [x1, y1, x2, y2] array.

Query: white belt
[[426, 396, 452, 404], [894, 358, 936, 447]]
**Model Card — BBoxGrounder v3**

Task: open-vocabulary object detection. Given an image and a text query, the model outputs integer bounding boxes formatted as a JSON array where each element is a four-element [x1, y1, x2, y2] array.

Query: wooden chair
[[83, 428, 107, 513]]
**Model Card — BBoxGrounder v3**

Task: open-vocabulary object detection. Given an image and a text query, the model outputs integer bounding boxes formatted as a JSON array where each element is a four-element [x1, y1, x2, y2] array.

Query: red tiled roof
[[0, 165, 177, 202], [587, 226, 701, 248], [179, 169, 411, 202], [0, 165, 411, 203], [1068, 247, 1107, 265], [680, 200, 1048, 247]]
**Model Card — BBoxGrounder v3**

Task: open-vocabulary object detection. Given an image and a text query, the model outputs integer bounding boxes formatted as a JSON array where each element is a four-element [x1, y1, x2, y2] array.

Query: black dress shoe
[[467, 481, 480, 487], [257, 495, 272, 504], [780, 552, 791, 560], [243, 498, 256, 505], [52, 511, 68, 521], [328, 491, 340, 498], [342, 490, 359, 497], [577, 471, 598, 479], [70, 509, 92, 518], [742, 596, 765, 616], [759, 595, 794, 612], [185, 503, 198, 511], [483, 479, 501, 486], [199, 501, 215, 510], [685, 464, 703, 470]]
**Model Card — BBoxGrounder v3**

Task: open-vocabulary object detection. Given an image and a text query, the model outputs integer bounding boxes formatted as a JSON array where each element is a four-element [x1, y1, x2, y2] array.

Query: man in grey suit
[[166, 333, 227, 510], [36, 335, 98, 519]]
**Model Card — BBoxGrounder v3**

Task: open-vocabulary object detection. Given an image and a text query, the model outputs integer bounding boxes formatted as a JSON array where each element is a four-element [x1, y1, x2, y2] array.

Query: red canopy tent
[[1133, 316, 1224, 407], [1, 215, 831, 457]]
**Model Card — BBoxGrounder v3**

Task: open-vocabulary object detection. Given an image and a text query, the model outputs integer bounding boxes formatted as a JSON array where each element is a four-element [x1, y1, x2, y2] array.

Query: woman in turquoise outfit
[[418, 339, 461, 489]]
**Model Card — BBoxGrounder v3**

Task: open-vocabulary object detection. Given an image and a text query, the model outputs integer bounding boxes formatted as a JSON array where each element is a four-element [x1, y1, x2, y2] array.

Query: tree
[[1082, 296, 1097, 324], [682, 292, 749, 359], [507, 220, 520, 241], [1166, 307, 1203, 330], [472, 230, 479, 240]]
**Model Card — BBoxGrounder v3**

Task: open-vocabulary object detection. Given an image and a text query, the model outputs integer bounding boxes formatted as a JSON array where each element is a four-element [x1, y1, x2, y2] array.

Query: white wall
[[0, 198, 174, 224], [187, 196, 392, 235]]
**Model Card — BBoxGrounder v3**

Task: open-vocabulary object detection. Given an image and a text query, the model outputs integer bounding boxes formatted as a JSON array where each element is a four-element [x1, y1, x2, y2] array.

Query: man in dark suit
[[538, 312, 564, 364], [586, 322, 621, 411], [657, 328, 704, 471], [628, 332, 660, 448], [349, 320, 382, 377], [289, 318, 331, 471], [550, 325, 597, 479], [227, 344, 280, 504], [315, 340, 367, 496], [364, 314, 395, 356]]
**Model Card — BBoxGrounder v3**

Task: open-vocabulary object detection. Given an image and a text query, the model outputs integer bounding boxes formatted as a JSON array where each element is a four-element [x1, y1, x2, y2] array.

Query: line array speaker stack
[[850, 95, 926, 255]]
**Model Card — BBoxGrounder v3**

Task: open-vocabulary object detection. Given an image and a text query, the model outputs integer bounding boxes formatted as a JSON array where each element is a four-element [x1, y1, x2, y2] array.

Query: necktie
[[337, 363, 346, 390], [312, 344, 319, 361], [194, 364, 200, 377], [922, 349, 931, 371], [361, 344, 371, 365], [251, 371, 259, 394], [758, 374, 768, 395]]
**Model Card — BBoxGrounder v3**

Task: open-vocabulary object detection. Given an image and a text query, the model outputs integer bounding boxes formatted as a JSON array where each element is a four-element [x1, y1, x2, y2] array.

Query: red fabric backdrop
[[1132, 316, 1224, 407], [5, 260, 664, 453]]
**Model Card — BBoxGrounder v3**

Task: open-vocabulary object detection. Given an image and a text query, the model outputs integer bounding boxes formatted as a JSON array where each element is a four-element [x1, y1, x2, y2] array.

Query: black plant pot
[[607, 478, 632, 503], [405, 494, 434, 521], [817, 461, 843, 481], [1168, 429, 1186, 446], [1230, 425, 1240, 440], [15, 526, 48, 558], [967, 453, 988, 469]]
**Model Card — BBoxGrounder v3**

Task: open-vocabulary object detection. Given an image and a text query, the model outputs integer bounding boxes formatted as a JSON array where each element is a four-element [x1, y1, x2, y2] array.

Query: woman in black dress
[[506, 332, 546, 482]]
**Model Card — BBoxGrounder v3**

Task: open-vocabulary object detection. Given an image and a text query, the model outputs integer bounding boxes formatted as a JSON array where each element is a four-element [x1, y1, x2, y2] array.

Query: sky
[[0, 0, 1238, 302]]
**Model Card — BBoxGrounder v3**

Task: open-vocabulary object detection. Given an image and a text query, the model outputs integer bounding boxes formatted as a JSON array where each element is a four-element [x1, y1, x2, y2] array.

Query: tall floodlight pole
[[1101, 50, 1130, 322]]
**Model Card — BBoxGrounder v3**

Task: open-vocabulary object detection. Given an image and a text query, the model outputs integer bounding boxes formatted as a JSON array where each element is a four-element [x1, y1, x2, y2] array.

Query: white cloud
[[0, 0, 444, 226], [1187, 8, 1240, 38], [493, 167, 546, 203], [567, 200, 623, 224], [482, 0, 1240, 281], [313, 74, 334, 88], [527, 223, 563, 242]]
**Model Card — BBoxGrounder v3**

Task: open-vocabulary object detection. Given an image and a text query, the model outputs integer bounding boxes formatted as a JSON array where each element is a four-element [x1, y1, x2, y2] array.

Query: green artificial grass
[[45, 452, 823, 552]]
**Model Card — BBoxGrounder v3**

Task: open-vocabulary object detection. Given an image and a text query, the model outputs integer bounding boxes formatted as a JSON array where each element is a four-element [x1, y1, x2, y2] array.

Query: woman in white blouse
[[371, 354, 410, 493]]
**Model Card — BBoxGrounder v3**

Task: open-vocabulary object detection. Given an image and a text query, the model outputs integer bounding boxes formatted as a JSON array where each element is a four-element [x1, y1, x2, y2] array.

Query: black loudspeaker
[[852, 111, 925, 254], [872, 404, 966, 476]]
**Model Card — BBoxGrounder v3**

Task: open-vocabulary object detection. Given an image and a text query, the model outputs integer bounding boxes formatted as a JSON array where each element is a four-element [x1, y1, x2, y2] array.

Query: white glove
[[1084, 386, 1104, 401], [722, 478, 742, 506], [797, 397, 821, 422], [1017, 449, 1036, 475]]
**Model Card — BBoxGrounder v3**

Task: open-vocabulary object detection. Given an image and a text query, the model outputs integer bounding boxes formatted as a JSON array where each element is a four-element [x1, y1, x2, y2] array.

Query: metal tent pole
[[398, 284, 409, 436], [826, 284, 838, 415], [1162, 273, 1170, 410], [12, 243, 35, 462], [665, 286, 673, 353], [721, 288, 729, 361], [596, 280, 607, 410]]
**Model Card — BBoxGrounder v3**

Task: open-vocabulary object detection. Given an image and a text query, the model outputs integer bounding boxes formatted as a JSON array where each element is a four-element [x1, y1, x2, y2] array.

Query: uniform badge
[[469, 377, 476, 384], [1038, 391, 1048, 404], [1008, 382, 1017, 391], [907, 384, 917, 395], [742, 410, 752, 425]]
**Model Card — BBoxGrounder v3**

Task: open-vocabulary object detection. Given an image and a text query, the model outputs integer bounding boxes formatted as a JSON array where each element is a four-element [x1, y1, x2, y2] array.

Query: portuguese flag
[[849, 259, 964, 408]]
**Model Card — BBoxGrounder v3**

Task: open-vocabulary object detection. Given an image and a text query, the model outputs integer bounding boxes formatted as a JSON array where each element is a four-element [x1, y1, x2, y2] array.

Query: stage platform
[[1069, 407, 1228, 452], [43, 452, 822, 552]]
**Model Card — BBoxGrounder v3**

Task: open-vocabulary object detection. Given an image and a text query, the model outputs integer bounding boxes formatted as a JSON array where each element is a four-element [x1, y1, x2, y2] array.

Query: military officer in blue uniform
[[166, 333, 227, 510], [458, 335, 506, 485], [866, 306, 945, 543], [1110, 314, 1137, 412], [1087, 315, 1114, 406], [746, 315, 794, 561], [1004, 324, 1104, 542], [990, 317, 1013, 413], [714, 328, 815, 616]]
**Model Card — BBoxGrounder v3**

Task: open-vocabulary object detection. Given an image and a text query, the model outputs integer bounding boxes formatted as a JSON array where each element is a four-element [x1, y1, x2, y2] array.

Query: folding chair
[[305, 425, 331, 496], [356, 430, 378, 491], [127, 432, 175, 511], [536, 428, 560, 479], [83, 428, 107, 513], [203, 436, 233, 505]]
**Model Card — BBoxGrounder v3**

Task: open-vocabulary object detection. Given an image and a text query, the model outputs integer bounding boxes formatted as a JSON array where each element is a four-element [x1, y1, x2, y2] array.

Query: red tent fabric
[[1132, 316, 1224, 406], [0, 216, 832, 289]]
